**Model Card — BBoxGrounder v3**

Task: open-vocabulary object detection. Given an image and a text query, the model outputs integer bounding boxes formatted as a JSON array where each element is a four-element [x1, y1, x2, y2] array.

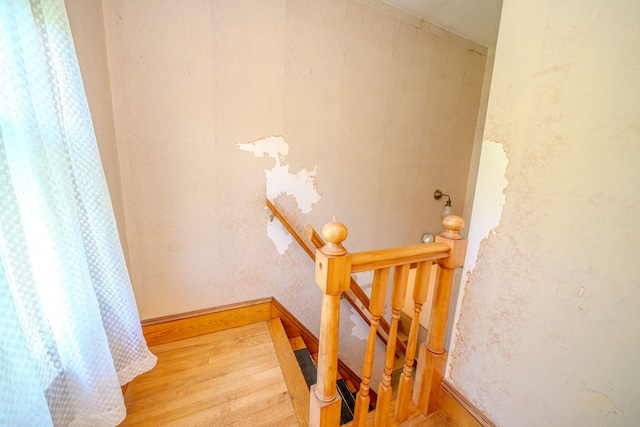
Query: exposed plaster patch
[[237, 136, 289, 162], [265, 164, 320, 213], [353, 271, 374, 296], [266, 218, 293, 255], [348, 272, 377, 339], [238, 136, 321, 254], [349, 306, 370, 340], [447, 139, 509, 376], [464, 140, 509, 271]]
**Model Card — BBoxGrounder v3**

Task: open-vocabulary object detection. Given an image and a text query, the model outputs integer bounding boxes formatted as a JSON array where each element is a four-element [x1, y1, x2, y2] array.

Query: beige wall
[[79, 0, 487, 333], [449, 0, 640, 425], [66, 0, 487, 387]]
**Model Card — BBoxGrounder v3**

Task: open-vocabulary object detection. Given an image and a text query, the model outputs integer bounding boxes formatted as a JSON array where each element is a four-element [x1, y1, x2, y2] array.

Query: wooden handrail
[[350, 243, 450, 273], [311, 215, 467, 426]]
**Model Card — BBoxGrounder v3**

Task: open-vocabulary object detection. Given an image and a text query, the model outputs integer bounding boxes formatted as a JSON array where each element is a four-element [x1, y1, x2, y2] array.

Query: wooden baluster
[[374, 264, 410, 427], [310, 222, 352, 427], [413, 216, 467, 415], [394, 260, 433, 422], [352, 267, 391, 426]]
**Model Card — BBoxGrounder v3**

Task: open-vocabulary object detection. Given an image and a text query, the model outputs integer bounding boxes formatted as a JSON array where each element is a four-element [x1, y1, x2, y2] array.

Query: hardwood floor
[[119, 321, 300, 426], [119, 309, 456, 426], [400, 413, 450, 427]]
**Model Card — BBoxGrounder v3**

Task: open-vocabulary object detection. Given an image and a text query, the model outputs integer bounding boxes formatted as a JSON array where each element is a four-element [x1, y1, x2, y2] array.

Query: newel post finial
[[440, 215, 465, 240], [321, 222, 348, 256]]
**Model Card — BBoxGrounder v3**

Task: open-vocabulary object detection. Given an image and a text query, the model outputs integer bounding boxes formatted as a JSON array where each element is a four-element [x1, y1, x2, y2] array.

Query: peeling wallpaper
[[239, 136, 321, 253], [449, 0, 640, 425]]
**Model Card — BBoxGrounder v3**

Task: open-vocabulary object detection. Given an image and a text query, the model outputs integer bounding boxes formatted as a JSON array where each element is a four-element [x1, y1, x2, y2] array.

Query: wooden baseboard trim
[[141, 298, 273, 347], [437, 380, 496, 427]]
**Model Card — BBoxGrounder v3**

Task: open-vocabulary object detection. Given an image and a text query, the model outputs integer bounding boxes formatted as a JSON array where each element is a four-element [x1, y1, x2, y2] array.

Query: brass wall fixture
[[434, 189, 452, 218]]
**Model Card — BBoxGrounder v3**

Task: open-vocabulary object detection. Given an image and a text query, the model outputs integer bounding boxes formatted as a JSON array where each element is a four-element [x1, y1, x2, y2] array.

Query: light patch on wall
[[461, 140, 509, 273], [353, 271, 374, 296], [266, 218, 293, 254], [238, 136, 321, 254], [446, 139, 509, 375], [237, 136, 289, 160], [349, 306, 370, 340], [265, 164, 319, 213], [583, 390, 620, 418]]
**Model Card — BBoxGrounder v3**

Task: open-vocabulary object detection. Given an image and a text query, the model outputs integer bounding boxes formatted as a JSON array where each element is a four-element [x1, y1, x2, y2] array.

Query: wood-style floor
[[119, 317, 451, 426], [119, 320, 300, 426]]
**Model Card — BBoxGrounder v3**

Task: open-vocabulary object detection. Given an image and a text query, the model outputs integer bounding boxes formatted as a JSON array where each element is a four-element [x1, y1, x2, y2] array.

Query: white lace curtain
[[0, 0, 156, 425]]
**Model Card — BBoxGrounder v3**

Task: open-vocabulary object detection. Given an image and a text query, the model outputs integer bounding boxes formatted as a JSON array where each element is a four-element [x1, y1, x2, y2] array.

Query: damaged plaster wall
[[95, 0, 487, 339], [68, 2, 489, 385], [448, 0, 640, 425], [238, 136, 321, 254], [447, 139, 508, 361]]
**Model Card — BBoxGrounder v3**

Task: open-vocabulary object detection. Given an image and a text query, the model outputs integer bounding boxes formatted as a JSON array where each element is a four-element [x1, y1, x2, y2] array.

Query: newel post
[[413, 215, 467, 415], [310, 222, 351, 427]]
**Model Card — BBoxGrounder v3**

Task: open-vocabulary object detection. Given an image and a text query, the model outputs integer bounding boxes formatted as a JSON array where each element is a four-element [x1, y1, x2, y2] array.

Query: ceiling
[[382, 0, 503, 47]]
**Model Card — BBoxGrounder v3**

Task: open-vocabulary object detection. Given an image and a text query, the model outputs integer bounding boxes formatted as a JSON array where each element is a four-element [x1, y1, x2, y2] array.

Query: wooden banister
[[266, 198, 398, 354], [265, 198, 467, 425], [310, 215, 466, 426]]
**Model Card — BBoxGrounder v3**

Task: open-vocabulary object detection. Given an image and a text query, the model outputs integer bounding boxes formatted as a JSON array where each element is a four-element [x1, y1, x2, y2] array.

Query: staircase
[[119, 206, 493, 426], [263, 199, 471, 427]]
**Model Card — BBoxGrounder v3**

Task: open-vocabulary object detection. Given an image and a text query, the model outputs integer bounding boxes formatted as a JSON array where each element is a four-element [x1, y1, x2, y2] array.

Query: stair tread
[[289, 335, 307, 351], [267, 319, 311, 426]]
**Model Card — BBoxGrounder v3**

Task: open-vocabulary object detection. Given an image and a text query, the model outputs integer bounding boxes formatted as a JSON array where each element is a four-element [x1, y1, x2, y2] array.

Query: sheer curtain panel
[[0, 0, 157, 425]]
